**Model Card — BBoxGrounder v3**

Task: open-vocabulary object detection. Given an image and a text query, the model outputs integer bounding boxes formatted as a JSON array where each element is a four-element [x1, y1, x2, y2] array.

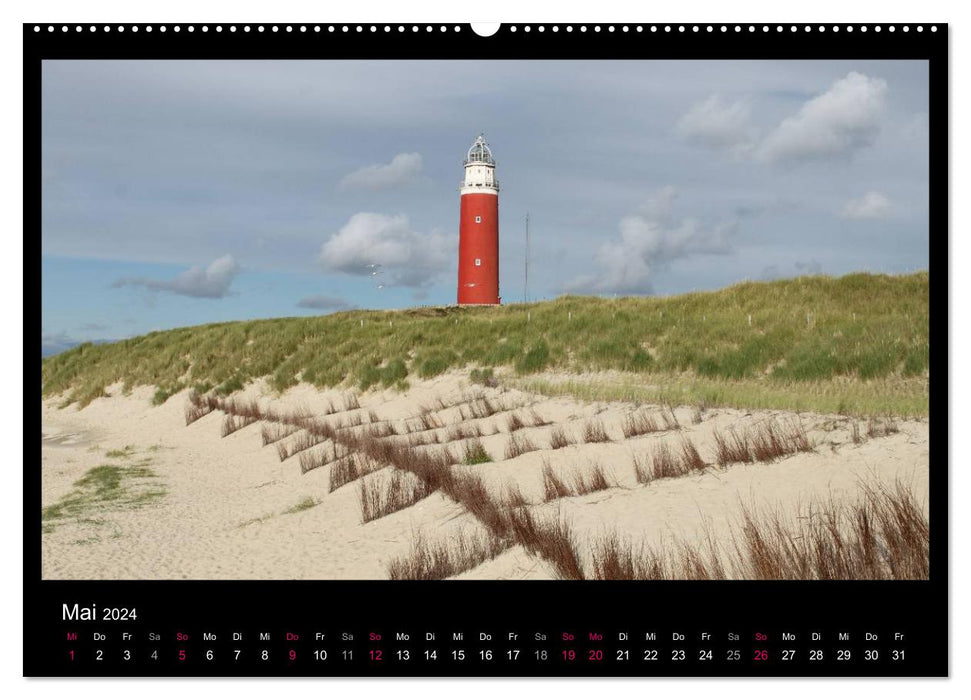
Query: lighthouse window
[[474, 258, 482, 266], [475, 216, 482, 224]]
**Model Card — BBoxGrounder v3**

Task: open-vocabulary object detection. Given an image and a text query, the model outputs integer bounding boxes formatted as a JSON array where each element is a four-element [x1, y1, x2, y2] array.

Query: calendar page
[[27, 21, 947, 677]]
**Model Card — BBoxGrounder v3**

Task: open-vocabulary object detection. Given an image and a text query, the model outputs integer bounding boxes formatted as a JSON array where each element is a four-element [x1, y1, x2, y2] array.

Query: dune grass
[[588, 482, 928, 580], [504, 433, 539, 459], [510, 373, 928, 418], [42, 463, 166, 528], [387, 529, 510, 580], [104, 445, 135, 459], [359, 470, 433, 523], [43, 272, 928, 415], [645, 439, 709, 480], [198, 380, 926, 581], [541, 459, 616, 501], [283, 496, 320, 515], [463, 439, 492, 465], [548, 426, 575, 450], [713, 419, 813, 466]]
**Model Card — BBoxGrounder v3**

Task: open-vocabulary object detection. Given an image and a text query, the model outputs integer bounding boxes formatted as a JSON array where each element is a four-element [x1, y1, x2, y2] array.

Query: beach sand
[[41, 373, 929, 580]]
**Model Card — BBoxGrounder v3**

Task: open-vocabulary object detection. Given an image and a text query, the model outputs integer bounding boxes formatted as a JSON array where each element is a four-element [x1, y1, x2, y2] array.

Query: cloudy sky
[[41, 59, 929, 354]]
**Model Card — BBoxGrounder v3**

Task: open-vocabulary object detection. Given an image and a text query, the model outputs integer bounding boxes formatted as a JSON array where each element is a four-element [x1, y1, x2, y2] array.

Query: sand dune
[[41, 373, 929, 580]]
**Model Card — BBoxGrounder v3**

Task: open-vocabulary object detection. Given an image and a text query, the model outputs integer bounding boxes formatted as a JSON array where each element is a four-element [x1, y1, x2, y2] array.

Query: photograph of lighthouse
[[40, 59, 930, 581]]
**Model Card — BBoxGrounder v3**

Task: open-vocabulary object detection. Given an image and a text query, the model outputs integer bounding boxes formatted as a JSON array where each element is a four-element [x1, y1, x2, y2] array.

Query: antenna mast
[[524, 212, 530, 303]]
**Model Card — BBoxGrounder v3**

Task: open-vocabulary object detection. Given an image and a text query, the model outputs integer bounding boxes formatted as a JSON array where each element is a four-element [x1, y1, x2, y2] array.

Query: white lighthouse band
[[461, 134, 499, 195]]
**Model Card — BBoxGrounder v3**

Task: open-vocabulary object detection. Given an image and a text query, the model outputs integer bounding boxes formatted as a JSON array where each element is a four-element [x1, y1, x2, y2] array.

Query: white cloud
[[113, 254, 240, 298], [840, 191, 893, 219], [319, 213, 451, 287], [757, 72, 888, 164], [567, 187, 736, 295], [340, 152, 422, 190], [676, 95, 755, 152]]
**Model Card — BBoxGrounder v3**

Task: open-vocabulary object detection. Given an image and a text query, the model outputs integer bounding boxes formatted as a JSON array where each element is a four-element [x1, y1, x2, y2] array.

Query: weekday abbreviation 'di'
[[457, 134, 500, 305]]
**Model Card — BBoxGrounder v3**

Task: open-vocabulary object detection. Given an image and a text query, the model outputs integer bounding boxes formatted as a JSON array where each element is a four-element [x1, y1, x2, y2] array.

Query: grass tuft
[[631, 452, 652, 484], [298, 444, 335, 474], [548, 426, 575, 450], [463, 439, 492, 465], [283, 496, 319, 514], [219, 414, 255, 437], [679, 439, 707, 472], [508, 510, 584, 580], [506, 412, 525, 432], [261, 422, 300, 446], [542, 461, 572, 501], [867, 417, 900, 439], [359, 470, 433, 522], [277, 431, 329, 462], [713, 419, 813, 466], [505, 433, 539, 460], [105, 446, 135, 459], [582, 419, 611, 443], [329, 452, 384, 492], [652, 443, 687, 480], [542, 459, 615, 500], [621, 411, 661, 438], [470, 367, 497, 387], [571, 462, 614, 495], [387, 529, 510, 580]]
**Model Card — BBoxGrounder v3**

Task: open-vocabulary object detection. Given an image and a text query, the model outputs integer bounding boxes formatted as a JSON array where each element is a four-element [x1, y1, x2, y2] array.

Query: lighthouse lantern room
[[457, 134, 500, 305]]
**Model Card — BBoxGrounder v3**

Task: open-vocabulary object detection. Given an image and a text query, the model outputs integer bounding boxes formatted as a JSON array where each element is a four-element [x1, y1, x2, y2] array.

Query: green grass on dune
[[41, 463, 166, 529], [509, 373, 927, 418], [41, 272, 929, 415], [283, 497, 320, 515]]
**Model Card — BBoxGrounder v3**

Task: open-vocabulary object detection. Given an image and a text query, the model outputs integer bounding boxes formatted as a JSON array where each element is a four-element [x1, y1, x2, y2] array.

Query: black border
[[26, 22, 948, 678]]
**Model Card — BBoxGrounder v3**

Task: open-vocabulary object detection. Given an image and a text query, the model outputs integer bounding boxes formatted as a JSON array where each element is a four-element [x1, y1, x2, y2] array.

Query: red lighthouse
[[457, 134, 500, 305]]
